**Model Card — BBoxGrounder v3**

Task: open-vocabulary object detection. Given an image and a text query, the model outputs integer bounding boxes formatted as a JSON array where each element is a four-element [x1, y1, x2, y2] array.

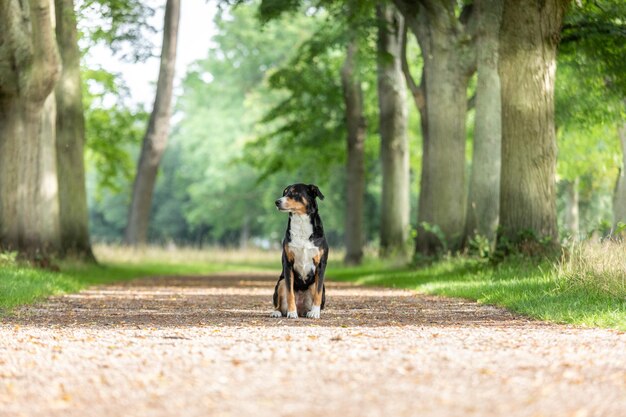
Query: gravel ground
[[1, 272, 625, 417]]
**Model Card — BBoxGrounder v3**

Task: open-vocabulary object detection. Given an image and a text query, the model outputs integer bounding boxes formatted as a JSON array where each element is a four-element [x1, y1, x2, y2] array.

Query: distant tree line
[[0, 0, 624, 265]]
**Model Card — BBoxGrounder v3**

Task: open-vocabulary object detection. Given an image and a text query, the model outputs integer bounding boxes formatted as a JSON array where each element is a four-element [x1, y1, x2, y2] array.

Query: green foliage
[[256, 0, 302, 22], [560, 0, 626, 100], [557, 124, 620, 184], [82, 68, 147, 194], [77, 0, 623, 250], [467, 234, 491, 258], [78, 0, 157, 61], [0, 252, 18, 267], [145, 3, 327, 245], [417, 222, 447, 253], [244, 20, 348, 179], [554, 0, 626, 240], [492, 229, 561, 262], [81, 67, 147, 242]]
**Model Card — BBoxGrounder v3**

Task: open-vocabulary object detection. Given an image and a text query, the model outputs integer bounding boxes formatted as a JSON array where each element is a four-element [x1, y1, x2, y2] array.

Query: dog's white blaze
[[288, 213, 319, 279]]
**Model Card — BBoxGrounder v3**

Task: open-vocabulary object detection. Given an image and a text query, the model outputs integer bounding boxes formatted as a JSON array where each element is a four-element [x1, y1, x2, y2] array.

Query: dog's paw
[[270, 310, 283, 318], [286, 310, 298, 319], [306, 306, 321, 319]]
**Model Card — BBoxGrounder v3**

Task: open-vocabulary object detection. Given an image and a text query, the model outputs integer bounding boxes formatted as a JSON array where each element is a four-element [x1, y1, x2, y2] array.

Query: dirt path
[[1, 272, 625, 417]]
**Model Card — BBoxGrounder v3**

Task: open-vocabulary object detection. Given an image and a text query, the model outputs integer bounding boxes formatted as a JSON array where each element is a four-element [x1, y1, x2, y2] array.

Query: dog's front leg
[[306, 271, 324, 319], [307, 254, 325, 319], [284, 266, 298, 319]]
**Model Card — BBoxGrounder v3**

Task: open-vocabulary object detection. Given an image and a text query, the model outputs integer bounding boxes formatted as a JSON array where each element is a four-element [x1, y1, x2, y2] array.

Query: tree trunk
[[400, 29, 431, 256], [417, 47, 468, 254], [0, 0, 62, 257], [239, 214, 250, 249], [563, 178, 579, 240], [125, 0, 180, 246], [341, 40, 367, 265], [377, 4, 409, 258], [55, 0, 95, 261], [394, 1, 475, 255], [465, 0, 503, 249], [498, 0, 568, 246], [613, 123, 626, 227]]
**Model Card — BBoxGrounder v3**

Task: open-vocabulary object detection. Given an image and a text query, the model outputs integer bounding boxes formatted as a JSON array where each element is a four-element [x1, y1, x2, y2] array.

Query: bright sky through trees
[[83, 0, 217, 106]]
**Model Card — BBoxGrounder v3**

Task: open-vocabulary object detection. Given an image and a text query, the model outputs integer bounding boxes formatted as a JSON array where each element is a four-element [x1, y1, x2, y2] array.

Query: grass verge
[[0, 252, 277, 314], [328, 255, 626, 331]]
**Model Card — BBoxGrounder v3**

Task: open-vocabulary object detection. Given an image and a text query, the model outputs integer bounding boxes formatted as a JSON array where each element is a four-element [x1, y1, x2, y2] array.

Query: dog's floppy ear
[[308, 184, 324, 200]]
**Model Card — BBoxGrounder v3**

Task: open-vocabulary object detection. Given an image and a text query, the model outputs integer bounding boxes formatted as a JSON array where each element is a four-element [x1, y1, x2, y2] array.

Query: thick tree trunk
[[417, 49, 468, 254], [125, 0, 181, 246], [498, 0, 568, 246], [465, 0, 502, 248], [0, 0, 62, 257], [414, 21, 471, 254], [377, 4, 409, 258], [613, 123, 626, 227], [563, 178, 579, 240], [55, 0, 95, 261], [341, 40, 366, 265], [394, 0, 475, 255]]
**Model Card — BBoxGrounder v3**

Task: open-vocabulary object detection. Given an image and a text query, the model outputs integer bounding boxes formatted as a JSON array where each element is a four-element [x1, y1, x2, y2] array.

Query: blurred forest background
[[1, 0, 625, 265]]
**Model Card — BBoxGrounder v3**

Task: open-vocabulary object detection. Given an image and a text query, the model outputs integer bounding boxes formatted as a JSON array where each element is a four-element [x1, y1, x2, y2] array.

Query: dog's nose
[[275, 199, 281, 207]]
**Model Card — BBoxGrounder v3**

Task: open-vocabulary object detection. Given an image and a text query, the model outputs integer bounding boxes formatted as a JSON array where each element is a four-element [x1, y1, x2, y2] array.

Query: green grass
[[327, 257, 626, 331], [0, 258, 276, 314]]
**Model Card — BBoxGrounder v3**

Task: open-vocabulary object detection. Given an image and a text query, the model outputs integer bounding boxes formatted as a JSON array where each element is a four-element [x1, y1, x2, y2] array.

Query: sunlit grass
[[329, 255, 626, 331], [1, 246, 282, 313], [0, 267, 82, 311]]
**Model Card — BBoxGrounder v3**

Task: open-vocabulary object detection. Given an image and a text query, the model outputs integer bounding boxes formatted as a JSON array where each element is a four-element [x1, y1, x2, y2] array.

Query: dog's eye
[[283, 188, 289, 196]]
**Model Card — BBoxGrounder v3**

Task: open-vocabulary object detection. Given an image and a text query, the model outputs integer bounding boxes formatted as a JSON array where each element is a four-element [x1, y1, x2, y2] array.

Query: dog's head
[[275, 183, 325, 215]]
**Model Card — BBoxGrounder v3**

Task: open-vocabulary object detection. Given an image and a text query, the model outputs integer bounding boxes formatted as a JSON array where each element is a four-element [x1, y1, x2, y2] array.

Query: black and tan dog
[[271, 183, 328, 319]]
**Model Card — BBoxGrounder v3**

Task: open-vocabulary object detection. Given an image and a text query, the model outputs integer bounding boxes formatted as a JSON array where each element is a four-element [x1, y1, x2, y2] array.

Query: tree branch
[[560, 21, 626, 44], [400, 23, 425, 111], [26, 0, 61, 100], [0, 0, 32, 94]]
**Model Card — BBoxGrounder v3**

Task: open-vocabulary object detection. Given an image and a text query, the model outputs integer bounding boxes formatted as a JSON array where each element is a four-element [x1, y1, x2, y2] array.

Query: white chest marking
[[288, 214, 319, 279]]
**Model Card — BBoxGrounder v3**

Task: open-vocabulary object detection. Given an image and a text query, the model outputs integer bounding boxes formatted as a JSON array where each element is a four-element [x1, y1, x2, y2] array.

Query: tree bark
[[464, 0, 503, 248], [563, 177, 579, 240], [0, 0, 62, 257], [498, 0, 568, 246], [400, 30, 431, 256], [613, 123, 626, 227], [377, 4, 410, 258], [125, 0, 180, 246], [341, 39, 367, 265], [55, 0, 95, 261], [394, 0, 476, 255]]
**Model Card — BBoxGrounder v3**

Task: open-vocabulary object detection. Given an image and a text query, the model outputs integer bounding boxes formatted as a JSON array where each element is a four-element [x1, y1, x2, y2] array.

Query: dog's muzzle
[[275, 197, 288, 211]]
